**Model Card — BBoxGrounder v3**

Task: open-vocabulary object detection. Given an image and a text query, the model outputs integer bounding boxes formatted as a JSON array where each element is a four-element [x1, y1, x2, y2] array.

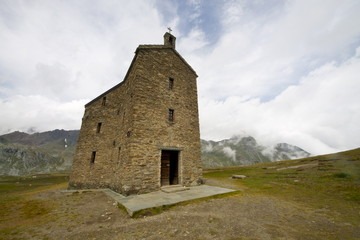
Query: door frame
[[159, 147, 182, 186]]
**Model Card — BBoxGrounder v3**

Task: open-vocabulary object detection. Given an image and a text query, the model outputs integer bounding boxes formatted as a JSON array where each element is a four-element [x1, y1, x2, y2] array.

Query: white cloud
[[187, 0, 202, 21], [178, 27, 209, 53], [200, 48, 360, 155], [203, 142, 213, 152], [0, 0, 165, 101], [0, 95, 86, 133], [191, 0, 360, 102], [222, 146, 236, 161], [0, 0, 360, 157], [0, 0, 166, 133]]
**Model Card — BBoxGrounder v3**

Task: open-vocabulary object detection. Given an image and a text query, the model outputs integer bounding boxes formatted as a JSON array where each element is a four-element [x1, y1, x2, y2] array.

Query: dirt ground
[[7, 181, 359, 240]]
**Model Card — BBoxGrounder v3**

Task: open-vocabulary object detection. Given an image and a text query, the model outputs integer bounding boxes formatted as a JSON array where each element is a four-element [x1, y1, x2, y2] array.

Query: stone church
[[69, 32, 202, 195]]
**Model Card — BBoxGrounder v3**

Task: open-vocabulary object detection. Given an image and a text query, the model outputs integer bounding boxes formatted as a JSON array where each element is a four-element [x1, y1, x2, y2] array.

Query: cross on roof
[[167, 27, 172, 33]]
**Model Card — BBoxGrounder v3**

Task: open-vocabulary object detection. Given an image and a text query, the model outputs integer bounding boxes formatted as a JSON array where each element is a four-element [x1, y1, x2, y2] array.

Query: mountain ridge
[[0, 129, 78, 175], [0, 129, 79, 146], [201, 135, 310, 168], [0, 130, 310, 175]]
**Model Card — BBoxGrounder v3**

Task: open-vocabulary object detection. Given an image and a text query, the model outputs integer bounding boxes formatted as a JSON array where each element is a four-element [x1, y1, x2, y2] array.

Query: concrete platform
[[160, 185, 190, 193], [63, 185, 236, 216], [103, 185, 236, 216]]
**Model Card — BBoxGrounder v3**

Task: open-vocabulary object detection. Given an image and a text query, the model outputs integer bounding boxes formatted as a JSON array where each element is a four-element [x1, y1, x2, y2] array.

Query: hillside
[[0, 130, 78, 175], [201, 135, 310, 167], [0, 129, 79, 146], [0, 130, 310, 175], [0, 148, 359, 239]]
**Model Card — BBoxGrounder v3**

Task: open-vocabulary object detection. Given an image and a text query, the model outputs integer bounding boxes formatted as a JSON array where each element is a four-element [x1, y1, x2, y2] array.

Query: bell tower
[[163, 32, 176, 48]]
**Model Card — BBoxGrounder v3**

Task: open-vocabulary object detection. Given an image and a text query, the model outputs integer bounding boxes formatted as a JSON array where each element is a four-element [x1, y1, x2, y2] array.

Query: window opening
[[169, 78, 174, 90], [112, 140, 116, 147], [96, 122, 102, 133], [169, 109, 174, 122], [117, 147, 121, 163], [127, 131, 131, 137], [102, 96, 106, 106], [91, 151, 96, 164]]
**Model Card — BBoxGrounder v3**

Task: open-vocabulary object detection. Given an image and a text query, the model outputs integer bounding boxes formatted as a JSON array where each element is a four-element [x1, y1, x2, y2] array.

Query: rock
[[201, 136, 311, 168], [232, 175, 247, 179]]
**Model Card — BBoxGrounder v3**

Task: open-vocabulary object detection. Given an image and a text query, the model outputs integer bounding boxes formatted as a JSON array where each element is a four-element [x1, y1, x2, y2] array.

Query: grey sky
[[1, 0, 360, 155]]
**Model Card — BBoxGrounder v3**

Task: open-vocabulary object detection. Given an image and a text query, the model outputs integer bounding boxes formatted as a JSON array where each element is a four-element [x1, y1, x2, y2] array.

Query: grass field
[[0, 148, 359, 239], [0, 174, 69, 239], [204, 148, 360, 224]]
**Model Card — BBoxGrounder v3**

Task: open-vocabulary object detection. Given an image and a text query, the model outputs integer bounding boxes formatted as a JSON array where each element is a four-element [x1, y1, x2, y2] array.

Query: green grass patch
[[132, 204, 177, 218], [117, 203, 129, 214], [204, 148, 360, 224], [0, 174, 69, 238], [333, 172, 350, 178]]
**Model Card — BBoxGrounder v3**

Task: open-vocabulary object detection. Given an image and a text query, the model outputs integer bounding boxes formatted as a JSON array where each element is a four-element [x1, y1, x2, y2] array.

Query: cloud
[[189, 0, 360, 102], [222, 146, 236, 161], [0, 0, 360, 157], [0, 95, 86, 133], [200, 47, 360, 155], [177, 27, 209, 53], [0, 0, 165, 101], [0, 0, 166, 133]]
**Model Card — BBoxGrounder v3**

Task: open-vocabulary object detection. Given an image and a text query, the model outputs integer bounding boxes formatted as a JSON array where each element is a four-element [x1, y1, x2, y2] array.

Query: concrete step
[[161, 185, 190, 193]]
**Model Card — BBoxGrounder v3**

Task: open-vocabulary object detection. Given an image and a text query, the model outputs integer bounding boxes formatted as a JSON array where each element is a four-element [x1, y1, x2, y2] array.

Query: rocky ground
[[2, 180, 358, 240], [2, 149, 360, 239]]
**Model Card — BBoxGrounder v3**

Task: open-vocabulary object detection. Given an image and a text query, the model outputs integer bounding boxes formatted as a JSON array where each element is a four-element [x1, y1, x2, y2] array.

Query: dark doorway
[[161, 150, 179, 186]]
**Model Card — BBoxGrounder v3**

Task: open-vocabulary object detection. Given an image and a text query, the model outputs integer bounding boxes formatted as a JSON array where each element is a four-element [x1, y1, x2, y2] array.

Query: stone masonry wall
[[69, 36, 202, 195], [124, 48, 202, 193], [69, 71, 136, 191]]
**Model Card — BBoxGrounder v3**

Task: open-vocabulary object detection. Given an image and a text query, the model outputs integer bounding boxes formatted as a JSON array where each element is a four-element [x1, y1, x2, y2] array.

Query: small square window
[[90, 151, 96, 164], [169, 109, 174, 122], [96, 122, 102, 133], [169, 78, 174, 90]]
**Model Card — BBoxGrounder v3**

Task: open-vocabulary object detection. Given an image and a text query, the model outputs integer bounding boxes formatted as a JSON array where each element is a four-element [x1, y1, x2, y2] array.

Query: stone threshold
[[160, 184, 190, 193]]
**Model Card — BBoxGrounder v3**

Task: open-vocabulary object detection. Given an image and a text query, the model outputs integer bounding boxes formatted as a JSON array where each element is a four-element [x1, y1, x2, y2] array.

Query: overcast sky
[[1, 0, 360, 155]]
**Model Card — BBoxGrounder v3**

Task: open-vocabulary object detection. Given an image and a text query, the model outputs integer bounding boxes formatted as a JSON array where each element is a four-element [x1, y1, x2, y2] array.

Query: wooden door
[[169, 152, 178, 185], [161, 151, 170, 186], [161, 150, 179, 186]]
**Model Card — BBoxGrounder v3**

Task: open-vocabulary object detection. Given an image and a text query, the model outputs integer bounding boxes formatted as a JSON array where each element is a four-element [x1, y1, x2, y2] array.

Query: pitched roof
[[136, 45, 197, 76]]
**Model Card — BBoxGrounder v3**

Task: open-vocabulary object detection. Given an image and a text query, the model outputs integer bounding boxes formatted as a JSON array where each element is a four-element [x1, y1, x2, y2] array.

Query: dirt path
[[11, 186, 359, 240]]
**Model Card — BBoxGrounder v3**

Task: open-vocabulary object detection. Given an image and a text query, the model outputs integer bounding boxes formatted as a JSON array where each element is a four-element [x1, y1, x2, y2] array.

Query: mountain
[[0, 145, 67, 175], [0, 130, 310, 175], [0, 129, 79, 175], [0, 129, 79, 146], [201, 135, 310, 168]]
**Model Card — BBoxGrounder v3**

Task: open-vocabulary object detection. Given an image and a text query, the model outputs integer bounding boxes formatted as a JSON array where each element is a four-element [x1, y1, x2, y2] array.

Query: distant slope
[[0, 129, 79, 175], [0, 129, 79, 146], [201, 135, 310, 168], [0, 130, 310, 175], [0, 144, 69, 175]]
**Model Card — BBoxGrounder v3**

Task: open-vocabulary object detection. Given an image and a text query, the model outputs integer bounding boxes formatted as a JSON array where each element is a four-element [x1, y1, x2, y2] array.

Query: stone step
[[161, 185, 190, 193]]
